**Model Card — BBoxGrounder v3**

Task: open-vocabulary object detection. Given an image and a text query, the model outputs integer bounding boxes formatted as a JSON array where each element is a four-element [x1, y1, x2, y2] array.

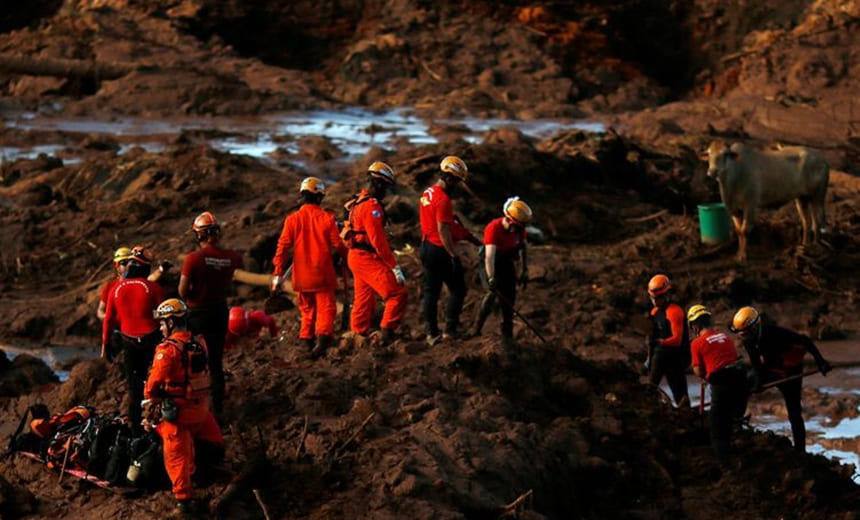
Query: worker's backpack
[[339, 193, 373, 249], [165, 336, 210, 400]]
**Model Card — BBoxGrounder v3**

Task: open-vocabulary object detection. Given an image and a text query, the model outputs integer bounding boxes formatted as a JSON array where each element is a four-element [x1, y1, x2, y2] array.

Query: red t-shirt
[[691, 329, 740, 379], [181, 245, 243, 308], [102, 277, 164, 345], [483, 217, 526, 253], [419, 185, 455, 247], [99, 278, 120, 304]]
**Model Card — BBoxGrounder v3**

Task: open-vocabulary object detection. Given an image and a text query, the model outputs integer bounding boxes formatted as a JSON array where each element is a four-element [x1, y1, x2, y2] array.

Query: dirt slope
[[1, 1, 859, 519]]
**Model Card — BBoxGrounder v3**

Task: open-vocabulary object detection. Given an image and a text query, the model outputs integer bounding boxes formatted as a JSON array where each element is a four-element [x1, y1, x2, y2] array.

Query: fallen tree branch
[[499, 489, 533, 518], [295, 416, 309, 459], [0, 54, 141, 80], [624, 209, 668, 223], [332, 412, 375, 461]]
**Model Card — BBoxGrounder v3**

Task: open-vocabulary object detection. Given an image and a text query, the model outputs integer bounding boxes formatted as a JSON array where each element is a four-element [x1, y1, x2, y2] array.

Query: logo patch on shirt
[[156, 353, 164, 360], [372, 210, 381, 218]]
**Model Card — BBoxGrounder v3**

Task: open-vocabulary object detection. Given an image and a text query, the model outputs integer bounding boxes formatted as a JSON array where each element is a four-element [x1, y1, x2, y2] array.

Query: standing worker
[[97, 247, 132, 320], [474, 197, 532, 340], [688, 305, 749, 468], [144, 298, 224, 516], [101, 246, 164, 431], [731, 306, 831, 452], [341, 161, 408, 346], [645, 274, 690, 407], [419, 156, 481, 345], [179, 211, 243, 417], [271, 177, 346, 358]]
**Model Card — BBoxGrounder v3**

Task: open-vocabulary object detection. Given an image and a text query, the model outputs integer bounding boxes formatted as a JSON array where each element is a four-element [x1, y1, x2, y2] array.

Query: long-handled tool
[[339, 260, 351, 332], [491, 288, 548, 344]]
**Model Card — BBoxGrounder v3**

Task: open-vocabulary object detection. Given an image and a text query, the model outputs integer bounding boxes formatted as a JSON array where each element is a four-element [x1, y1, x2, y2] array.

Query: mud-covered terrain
[[1, 1, 859, 519]]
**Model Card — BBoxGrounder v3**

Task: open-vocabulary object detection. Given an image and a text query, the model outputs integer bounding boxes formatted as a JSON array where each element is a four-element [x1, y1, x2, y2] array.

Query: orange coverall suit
[[273, 203, 346, 339], [346, 190, 407, 334], [144, 330, 223, 500]]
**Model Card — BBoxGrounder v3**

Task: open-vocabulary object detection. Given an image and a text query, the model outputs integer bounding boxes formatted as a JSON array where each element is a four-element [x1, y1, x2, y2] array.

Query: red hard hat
[[228, 306, 247, 336]]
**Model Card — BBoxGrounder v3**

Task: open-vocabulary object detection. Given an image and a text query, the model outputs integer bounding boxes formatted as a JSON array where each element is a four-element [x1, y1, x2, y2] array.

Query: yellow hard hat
[[503, 196, 533, 224], [687, 304, 711, 323], [300, 177, 325, 195], [367, 161, 395, 184], [440, 156, 468, 181], [731, 306, 760, 333], [154, 298, 188, 320], [647, 274, 671, 296], [113, 247, 132, 264]]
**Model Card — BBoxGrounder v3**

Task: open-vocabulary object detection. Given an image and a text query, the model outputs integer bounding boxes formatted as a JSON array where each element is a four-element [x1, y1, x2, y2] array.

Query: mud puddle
[[1, 107, 604, 166], [670, 338, 860, 482], [0, 343, 97, 382]]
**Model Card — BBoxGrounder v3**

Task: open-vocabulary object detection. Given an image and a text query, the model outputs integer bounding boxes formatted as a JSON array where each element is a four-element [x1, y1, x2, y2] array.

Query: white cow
[[705, 140, 829, 261]]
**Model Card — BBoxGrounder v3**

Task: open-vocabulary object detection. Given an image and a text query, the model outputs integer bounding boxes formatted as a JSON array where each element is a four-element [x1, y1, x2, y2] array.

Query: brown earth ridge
[[1, 1, 860, 519]]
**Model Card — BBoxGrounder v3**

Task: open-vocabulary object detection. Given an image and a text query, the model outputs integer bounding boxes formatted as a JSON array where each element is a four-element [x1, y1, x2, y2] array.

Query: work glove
[[817, 359, 832, 376], [392, 265, 406, 285], [271, 275, 281, 294], [487, 276, 496, 291], [518, 269, 528, 289], [159, 260, 172, 273]]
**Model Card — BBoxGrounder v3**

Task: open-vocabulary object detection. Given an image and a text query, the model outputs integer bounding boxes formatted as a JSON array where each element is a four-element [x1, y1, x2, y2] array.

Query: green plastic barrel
[[697, 203, 731, 244]]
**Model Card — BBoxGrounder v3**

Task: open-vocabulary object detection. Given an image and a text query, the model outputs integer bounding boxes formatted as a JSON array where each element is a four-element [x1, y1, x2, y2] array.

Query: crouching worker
[[226, 306, 279, 351], [688, 305, 749, 469], [144, 298, 224, 515]]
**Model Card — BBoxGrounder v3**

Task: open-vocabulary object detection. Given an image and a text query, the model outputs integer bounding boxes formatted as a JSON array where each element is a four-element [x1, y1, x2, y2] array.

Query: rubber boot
[[380, 327, 396, 346], [311, 335, 332, 359], [300, 338, 315, 352]]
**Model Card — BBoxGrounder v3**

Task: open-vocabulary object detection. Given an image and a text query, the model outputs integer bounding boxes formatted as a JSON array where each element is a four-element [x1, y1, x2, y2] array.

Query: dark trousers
[[121, 330, 159, 430], [708, 365, 749, 466], [649, 347, 689, 406], [188, 305, 228, 415], [775, 370, 805, 452], [420, 241, 467, 336], [476, 259, 516, 337]]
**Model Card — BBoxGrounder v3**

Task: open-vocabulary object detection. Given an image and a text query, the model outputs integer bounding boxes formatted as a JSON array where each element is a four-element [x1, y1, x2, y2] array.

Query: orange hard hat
[[228, 306, 247, 336], [155, 298, 188, 320], [192, 211, 221, 239], [503, 197, 533, 224], [647, 274, 671, 296], [731, 306, 760, 333], [129, 245, 153, 265]]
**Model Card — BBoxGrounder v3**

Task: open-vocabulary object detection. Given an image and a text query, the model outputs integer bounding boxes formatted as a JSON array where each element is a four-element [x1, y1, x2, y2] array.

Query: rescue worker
[[688, 304, 749, 468], [645, 274, 690, 407], [97, 247, 132, 320], [101, 246, 164, 431], [341, 161, 408, 345], [225, 306, 279, 351], [144, 298, 224, 515], [271, 177, 346, 357], [731, 306, 832, 452], [474, 197, 532, 340], [419, 156, 481, 345], [179, 212, 243, 417]]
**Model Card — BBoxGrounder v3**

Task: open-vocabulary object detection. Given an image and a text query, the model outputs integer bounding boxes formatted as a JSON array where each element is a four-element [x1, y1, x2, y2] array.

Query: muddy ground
[[1, 1, 860, 519]]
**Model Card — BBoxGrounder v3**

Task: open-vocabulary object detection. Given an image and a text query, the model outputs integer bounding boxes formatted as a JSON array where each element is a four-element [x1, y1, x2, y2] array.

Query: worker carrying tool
[[271, 177, 346, 358], [474, 197, 532, 341], [341, 161, 408, 346], [419, 155, 481, 345], [688, 304, 749, 468], [645, 274, 690, 407], [731, 306, 831, 452]]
